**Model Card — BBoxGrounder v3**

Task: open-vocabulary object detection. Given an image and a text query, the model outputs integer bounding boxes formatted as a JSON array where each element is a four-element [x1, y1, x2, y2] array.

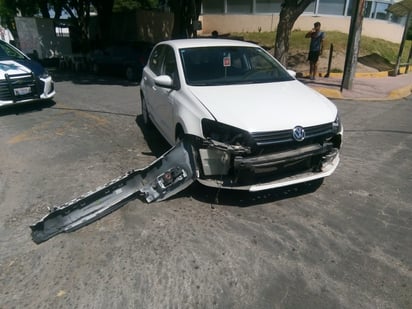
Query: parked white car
[[0, 39, 55, 108], [140, 39, 342, 191]]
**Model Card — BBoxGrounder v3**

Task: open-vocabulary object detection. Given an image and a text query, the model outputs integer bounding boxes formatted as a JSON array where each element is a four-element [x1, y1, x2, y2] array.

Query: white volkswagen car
[[0, 39, 55, 108], [140, 39, 342, 191]]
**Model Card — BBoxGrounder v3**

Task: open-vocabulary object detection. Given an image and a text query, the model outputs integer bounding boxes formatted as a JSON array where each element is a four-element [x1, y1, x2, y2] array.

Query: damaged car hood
[[188, 80, 337, 131]]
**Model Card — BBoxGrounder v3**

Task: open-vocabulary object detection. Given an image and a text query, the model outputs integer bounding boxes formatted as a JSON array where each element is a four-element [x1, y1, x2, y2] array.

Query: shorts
[[308, 50, 320, 63]]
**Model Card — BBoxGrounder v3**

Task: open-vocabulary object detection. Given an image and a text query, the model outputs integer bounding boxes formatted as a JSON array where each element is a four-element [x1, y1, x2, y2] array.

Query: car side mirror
[[287, 70, 296, 78], [155, 75, 180, 90], [154, 75, 174, 89]]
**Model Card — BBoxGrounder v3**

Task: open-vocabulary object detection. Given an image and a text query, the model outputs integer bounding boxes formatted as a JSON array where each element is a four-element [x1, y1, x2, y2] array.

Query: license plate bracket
[[14, 86, 31, 96]]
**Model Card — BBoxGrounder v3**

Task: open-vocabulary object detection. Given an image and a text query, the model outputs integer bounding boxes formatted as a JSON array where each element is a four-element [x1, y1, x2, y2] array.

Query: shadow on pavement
[[135, 114, 171, 157], [0, 100, 56, 117], [51, 68, 140, 87], [187, 179, 324, 207]]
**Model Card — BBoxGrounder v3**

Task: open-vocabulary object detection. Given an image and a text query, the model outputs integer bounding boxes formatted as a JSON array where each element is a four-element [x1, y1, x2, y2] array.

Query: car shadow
[[51, 69, 140, 87], [135, 114, 171, 157], [185, 179, 324, 207], [0, 100, 56, 117]]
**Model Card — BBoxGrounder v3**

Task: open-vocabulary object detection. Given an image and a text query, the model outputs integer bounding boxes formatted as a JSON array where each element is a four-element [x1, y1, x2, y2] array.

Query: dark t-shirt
[[310, 31, 325, 52]]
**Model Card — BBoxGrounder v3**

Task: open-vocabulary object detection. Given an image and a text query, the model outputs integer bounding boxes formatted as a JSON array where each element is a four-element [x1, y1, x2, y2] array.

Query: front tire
[[141, 96, 152, 127], [175, 125, 186, 144]]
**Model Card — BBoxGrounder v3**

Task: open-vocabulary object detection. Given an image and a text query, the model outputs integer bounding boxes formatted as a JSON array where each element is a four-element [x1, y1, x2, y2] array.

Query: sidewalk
[[298, 71, 412, 101]]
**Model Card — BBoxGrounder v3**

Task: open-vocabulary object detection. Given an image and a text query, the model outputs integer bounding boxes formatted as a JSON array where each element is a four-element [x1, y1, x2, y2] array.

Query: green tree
[[274, 0, 314, 66], [0, 0, 38, 27], [113, 0, 157, 12], [0, 0, 16, 27]]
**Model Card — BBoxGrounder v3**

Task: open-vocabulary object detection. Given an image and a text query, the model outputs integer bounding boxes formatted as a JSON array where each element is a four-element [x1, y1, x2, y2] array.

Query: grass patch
[[330, 68, 343, 73], [234, 30, 411, 63]]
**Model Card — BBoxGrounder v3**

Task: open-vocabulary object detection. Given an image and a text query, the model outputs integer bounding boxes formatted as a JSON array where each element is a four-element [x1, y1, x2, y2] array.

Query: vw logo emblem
[[292, 126, 305, 142]]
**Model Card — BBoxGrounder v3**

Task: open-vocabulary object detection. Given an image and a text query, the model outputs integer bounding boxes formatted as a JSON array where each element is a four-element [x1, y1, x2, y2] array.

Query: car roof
[[158, 38, 260, 49]]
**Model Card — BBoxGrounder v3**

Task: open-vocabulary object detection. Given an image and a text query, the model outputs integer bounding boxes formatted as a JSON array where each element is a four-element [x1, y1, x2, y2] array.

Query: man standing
[[305, 22, 325, 80]]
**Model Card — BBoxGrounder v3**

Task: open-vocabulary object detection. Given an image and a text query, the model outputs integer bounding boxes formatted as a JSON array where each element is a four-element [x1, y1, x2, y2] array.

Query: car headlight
[[201, 119, 254, 146], [332, 113, 342, 134], [39, 69, 50, 79]]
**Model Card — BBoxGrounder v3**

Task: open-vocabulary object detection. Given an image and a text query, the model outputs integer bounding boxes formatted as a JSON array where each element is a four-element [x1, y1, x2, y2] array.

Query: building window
[[304, 2, 316, 13], [374, 2, 390, 20], [255, 0, 281, 13], [55, 26, 70, 37], [227, 0, 253, 13], [203, 0, 225, 13], [318, 0, 346, 15], [201, 0, 401, 24], [364, 1, 373, 18]]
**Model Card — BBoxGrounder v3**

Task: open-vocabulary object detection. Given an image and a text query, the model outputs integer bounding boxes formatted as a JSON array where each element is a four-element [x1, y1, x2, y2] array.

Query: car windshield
[[180, 46, 294, 86], [0, 41, 27, 61]]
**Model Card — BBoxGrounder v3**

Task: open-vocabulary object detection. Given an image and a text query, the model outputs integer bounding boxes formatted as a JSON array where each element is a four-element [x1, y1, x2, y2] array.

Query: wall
[[199, 14, 404, 43], [14, 17, 72, 58]]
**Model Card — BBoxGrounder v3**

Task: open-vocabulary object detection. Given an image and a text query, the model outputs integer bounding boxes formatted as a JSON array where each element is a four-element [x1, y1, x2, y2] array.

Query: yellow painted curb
[[325, 71, 391, 78], [399, 66, 412, 74], [354, 71, 389, 78], [312, 84, 412, 101], [388, 85, 412, 100], [299, 71, 393, 78], [312, 87, 343, 99]]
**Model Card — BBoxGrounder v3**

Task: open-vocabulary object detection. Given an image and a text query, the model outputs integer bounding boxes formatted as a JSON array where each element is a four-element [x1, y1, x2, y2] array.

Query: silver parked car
[[140, 39, 342, 191], [0, 39, 55, 108]]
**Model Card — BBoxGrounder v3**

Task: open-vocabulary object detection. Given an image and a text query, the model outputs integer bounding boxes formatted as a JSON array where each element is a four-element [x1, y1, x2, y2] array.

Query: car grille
[[229, 123, 339, 184], [250, 123, 334, 146], [0, 72, 39, 102]]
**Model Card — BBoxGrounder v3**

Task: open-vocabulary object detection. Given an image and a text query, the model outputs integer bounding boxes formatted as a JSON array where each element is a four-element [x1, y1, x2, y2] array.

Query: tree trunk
[[38, 0, 50, 18], [274, 0, 313, 66], [53, 1, 64, 20], [92, 0, 115, 46], [170, 0, 202, 38], [274, 8, 294, 66]]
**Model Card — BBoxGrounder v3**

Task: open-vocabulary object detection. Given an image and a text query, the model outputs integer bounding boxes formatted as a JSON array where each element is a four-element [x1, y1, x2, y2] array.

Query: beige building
[[198, 0, 405, 43]]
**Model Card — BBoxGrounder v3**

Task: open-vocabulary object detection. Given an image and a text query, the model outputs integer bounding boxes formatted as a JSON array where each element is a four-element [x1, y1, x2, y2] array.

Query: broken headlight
[[201, 119, 254, 146], [332, 113, 342, 134], [39, 68, 50, 79], [330, 113, 342, 149]]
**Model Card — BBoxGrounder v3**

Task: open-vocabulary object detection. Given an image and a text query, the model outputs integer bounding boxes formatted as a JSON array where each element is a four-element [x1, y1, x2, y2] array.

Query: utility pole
[[388, 0, 412, 75], [394, 11, 411, 75], [341, 0, 365, 90]]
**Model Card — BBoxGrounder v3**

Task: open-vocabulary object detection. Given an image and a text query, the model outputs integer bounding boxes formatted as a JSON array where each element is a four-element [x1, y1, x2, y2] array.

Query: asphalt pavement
[[299, 71, 412, 101], [1, 71, 411, 308]]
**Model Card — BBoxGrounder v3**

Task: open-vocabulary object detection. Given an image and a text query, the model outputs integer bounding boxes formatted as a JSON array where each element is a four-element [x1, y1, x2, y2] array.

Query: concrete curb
[[387, 84, 412, 100], [298, 69, 412, 101], [298, 65, 412, 79], [311, 87, 343, 99], [312, 83, 412, 101]]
